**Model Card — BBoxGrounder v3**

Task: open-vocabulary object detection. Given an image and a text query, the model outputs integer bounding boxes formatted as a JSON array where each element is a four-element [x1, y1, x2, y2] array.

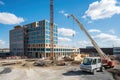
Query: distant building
[[80, 47, 113, 56], [10, 20, 79, 58], [113, 47, 120, 55], [0, 48, 10, 58]]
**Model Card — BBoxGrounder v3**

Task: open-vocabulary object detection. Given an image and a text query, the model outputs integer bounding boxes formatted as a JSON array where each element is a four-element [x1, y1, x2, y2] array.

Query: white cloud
[[88, 21, 92, 23], [58, 37, 72, 42], [83, 0, 120, 20], [109, 29, 115, 34], [82, 15, 86, 19], [58, 28, 76, 37], [64, 13, 69, 17], [94, 33, 120, 45], [0, 40, 5, 45], [0, 12, 24, 25], [59, 10, 64, 14], [94, 33, 116, 40], [59, 10, 69, 17], [0, 1, 4, 5], [77, 33, 120, 47], [78, 40, 91, 48], [88, 29, 101, 33]]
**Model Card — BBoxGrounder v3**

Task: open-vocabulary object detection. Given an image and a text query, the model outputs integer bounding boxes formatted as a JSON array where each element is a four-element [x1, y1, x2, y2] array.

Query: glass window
[[46, 48, 50, 51], [83, 58, 92, 65], [98, 59, 101, 63], [92, 59, 97, 64], [37, 48, 41, 51], [41, 48, 45, 51]]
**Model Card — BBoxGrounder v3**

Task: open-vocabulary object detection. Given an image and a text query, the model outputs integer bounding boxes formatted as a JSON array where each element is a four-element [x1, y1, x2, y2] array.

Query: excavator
[[68, 14, 117, 74]]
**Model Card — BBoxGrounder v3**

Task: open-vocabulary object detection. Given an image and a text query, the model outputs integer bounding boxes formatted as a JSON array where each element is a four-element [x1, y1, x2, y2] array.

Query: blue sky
[[0, 0, 120, 48]]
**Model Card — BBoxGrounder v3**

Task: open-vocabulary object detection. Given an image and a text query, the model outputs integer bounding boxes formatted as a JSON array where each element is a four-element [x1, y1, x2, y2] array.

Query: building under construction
[[10, 0, 79, 59], [10, 20, 79, 58]]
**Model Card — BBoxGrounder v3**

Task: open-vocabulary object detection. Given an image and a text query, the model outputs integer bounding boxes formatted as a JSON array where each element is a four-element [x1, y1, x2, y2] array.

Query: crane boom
[[70, 14, 106, 59]]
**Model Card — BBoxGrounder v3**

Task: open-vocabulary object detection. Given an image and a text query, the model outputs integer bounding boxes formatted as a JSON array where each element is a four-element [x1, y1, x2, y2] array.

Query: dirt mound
[[22, 62, 33, 68], [108, 69, 120, 80], [71, 61, 81, 65], [34, 60, 53, 67], [25, 59, 36, 62], [2, 61, 22, 66]]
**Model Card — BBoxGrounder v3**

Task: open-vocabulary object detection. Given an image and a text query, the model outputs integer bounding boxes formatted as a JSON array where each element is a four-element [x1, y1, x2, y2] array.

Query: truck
[[80, 57, 103, 74], [69, 14, 116, 74]]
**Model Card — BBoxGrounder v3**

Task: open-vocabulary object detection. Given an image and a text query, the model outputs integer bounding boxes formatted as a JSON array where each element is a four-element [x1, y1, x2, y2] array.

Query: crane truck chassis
[[69, 14, 117, 74]]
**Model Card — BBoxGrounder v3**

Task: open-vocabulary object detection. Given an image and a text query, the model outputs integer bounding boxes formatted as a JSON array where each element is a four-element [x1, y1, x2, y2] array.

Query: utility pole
[[50, 0, 54, 60]]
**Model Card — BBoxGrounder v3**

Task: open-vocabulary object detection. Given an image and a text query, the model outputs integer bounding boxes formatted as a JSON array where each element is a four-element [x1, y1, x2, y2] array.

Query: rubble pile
[[34, 60, 52, 67]]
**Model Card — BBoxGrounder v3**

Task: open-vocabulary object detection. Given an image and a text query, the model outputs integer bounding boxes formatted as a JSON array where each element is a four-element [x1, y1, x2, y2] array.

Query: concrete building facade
[[10, 20, 79, 58]]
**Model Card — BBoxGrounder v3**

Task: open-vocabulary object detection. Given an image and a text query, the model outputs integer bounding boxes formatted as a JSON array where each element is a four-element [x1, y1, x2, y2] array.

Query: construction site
[[0, 55, 120, 80], [0, 0, 120, 80]]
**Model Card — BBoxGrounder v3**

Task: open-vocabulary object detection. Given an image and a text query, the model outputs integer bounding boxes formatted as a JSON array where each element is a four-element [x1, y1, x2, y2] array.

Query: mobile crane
[[69, 14, 116, 74]]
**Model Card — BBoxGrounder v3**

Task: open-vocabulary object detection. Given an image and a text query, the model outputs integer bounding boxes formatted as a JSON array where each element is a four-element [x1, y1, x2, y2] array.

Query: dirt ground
[[0, 64, 114, 80], [0, 59, 119, 80], [107, 64, 120, 80]]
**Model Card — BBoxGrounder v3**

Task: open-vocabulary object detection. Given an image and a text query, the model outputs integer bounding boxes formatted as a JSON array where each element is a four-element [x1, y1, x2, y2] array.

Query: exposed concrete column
[[44, 52, 46, 59], [60, 52, 61, 57], [33, 52, 36, 58], [62, 52, 64, 56], [59, 53, 61, 57], [41, 53, 43, 58], [32, 52, 34, 58]]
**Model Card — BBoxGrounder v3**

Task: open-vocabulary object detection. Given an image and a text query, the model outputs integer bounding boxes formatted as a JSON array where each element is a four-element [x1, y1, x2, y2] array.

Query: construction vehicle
[[68, 14, 116, 74], [80, 57, 103, 74]]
